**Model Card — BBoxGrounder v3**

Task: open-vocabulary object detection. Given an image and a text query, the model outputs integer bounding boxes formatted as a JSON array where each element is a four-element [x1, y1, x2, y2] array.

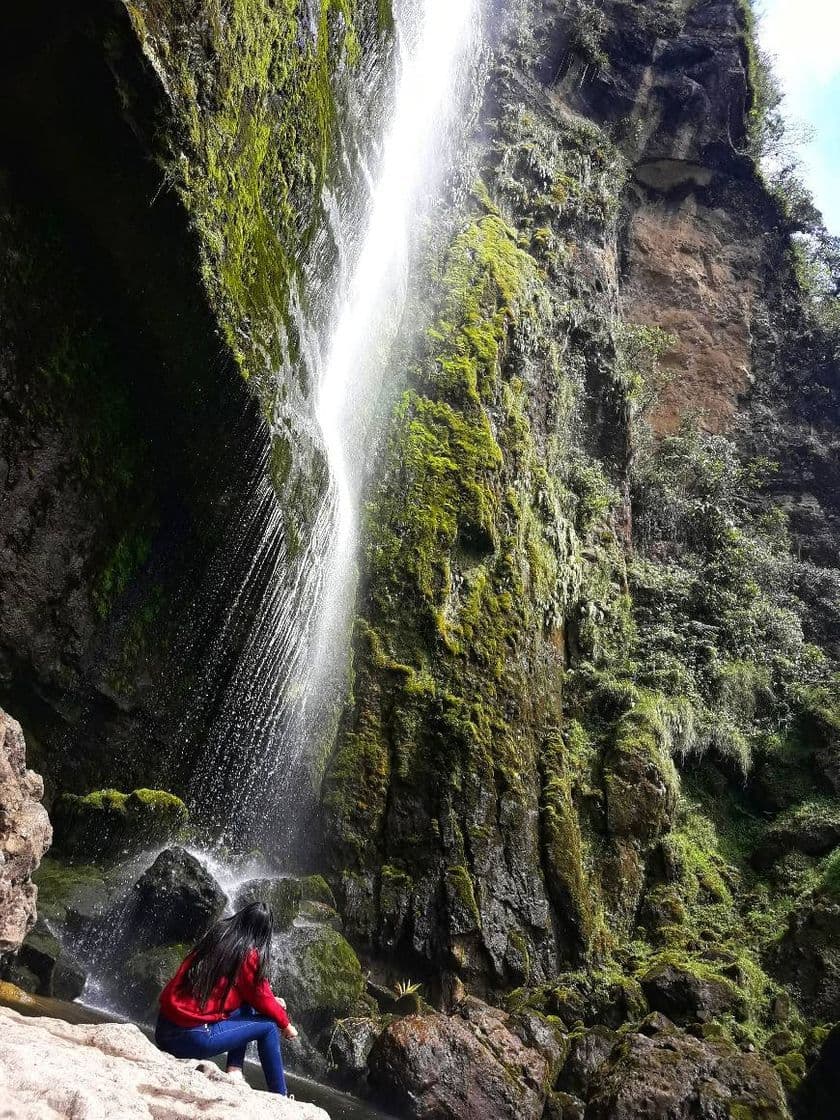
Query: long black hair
[[179, 901, 274, 1008]]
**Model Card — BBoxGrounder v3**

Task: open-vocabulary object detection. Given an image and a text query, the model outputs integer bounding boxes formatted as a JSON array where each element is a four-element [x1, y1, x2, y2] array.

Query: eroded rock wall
[[323, 7, 840, 1109], [0, 0, 389, 795], [0, 709, 50, 953]]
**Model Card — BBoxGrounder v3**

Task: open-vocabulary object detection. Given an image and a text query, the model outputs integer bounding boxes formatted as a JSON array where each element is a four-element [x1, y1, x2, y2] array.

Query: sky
[[757, 0, 840, 233]]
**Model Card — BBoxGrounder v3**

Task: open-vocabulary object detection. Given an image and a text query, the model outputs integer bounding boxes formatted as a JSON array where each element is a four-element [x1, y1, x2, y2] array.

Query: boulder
[[31, 857, 112, 931], [51, 787, 188, 860], [751, 805, 840, 872], [272, 924, 367, 1034], [4, 919, 85, 1001], [794, 1022, 840, 1120], [368, 1000, 549, 1120], [0, 1004, 328, 1119], [328, 1015, 382, 1087], [237, 877, 301, 930], [511, 1008, 569, 1084], [769, 896, 840, 1022], [586, 1019, 791, 1120], [299, 899, 343, 929], [299, 875, 337, 908], [540, 970, 647, 1029], [0, 708, 51, 953], [555, 1026, 618, 1098], [132, 847, 226, 946], [640, 959, 746, 1025], [125, 942, 189, 1020]]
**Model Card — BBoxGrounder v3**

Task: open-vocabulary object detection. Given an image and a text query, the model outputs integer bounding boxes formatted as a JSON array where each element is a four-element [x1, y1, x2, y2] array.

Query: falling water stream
[[69, 0, 481, 1050], [181, 0, 481, 859], [44, 12, 486, 1116]]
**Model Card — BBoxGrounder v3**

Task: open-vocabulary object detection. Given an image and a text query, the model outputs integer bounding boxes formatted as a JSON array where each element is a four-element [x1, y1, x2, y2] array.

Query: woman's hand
[[282, 1024, 298, 1040], [277, 997, 286, 1009]]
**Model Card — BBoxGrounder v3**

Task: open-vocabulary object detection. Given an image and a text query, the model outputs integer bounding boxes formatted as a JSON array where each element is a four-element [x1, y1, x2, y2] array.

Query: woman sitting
[[155, 901, 298, 1094]]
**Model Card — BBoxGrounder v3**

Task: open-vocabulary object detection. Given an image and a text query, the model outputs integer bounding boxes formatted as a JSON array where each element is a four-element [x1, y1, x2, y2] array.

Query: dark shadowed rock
[[368, 1001, 548, 1120], [543, 1091, 585, 1120], [751, 807, 840, 872], [132, 848, 225, 946], [4, 919, 85, 1001], [586, 1024, 791, 1120], [640, 960, 746, 1025], [328, 1016, 382, 1087], [769, 897, 840, 1022], [555, 1026, 618, 1098], [794, 1023, 840, 1120]]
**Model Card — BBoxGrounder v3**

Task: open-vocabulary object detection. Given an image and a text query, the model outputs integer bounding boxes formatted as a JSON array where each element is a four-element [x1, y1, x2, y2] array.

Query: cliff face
[[0, 0, 387, 795], [1, 0, 839, 1114], [0, 709, 50, 953], [323, 0, 840, 1080]]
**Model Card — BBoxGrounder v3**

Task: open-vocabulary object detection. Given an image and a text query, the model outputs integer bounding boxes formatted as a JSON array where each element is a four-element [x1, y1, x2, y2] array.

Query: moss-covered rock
[[125, 942, 189, 1021], [30, 858, 111, 931], [299, 875, 337, 909], [272, 924, 367, 1034], [236, 877, 301, 931], [1, 920, 85, 1002], [640, 959, 747, 1026], [51, 788, 188, 861]]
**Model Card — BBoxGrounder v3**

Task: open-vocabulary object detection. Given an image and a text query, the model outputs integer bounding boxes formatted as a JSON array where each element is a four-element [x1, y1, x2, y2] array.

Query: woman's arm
[[236, 953, 291, 1030]]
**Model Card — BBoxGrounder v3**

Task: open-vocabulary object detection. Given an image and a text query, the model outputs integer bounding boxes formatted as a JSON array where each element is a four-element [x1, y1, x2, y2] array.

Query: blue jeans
[[155, 1006, 287, 1094]]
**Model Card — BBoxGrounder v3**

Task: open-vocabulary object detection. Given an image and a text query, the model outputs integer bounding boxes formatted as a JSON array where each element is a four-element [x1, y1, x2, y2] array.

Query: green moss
[[51, 787, 188, 860], [31, 858, 107, 927], [324, 100, 634, 978], [444, 865, 481, 932], [298, 927, 366, 1019], [299, 874, 337, 908]]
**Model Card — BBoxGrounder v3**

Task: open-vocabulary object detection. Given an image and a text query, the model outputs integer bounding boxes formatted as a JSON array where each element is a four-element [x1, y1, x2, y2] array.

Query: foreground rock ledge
[[0, 1005, 329, 1120]]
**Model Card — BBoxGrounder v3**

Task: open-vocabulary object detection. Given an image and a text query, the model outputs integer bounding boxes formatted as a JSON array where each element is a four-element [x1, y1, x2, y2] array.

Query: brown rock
[[586, 1026, 790, 1120], [0, 1004, 328, 1119], [369, 1002, 548, 1120], [0, 708, 51, 953]]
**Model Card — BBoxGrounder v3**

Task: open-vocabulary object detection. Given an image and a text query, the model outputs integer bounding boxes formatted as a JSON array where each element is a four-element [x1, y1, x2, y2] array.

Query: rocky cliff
[[0, 0, 387, 797], [1, 0, 839, 1118], [321, 0, 840, 1112], [0, 709, 51, 953]]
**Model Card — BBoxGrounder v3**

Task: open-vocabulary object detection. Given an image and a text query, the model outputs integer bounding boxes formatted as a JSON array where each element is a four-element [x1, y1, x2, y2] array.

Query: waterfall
[[180, 0, 480, 859]]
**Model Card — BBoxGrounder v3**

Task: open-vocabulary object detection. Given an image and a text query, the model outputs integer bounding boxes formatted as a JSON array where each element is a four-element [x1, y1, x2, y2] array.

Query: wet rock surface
[[0, 707, 51, 954], [4, 919, 85, 1001], [328, 1016, 382, 1088], [131, 846, 226, 946], [769, 895, 840, 1022]]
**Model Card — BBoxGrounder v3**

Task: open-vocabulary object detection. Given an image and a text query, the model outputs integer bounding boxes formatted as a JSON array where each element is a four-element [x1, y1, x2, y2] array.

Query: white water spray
[[181, 0, 479, 854], [313, 0, 479, 631]]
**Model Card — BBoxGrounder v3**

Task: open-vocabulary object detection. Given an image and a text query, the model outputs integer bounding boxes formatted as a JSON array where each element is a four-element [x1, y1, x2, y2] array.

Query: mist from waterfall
[[179, 0, 480, 858]]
